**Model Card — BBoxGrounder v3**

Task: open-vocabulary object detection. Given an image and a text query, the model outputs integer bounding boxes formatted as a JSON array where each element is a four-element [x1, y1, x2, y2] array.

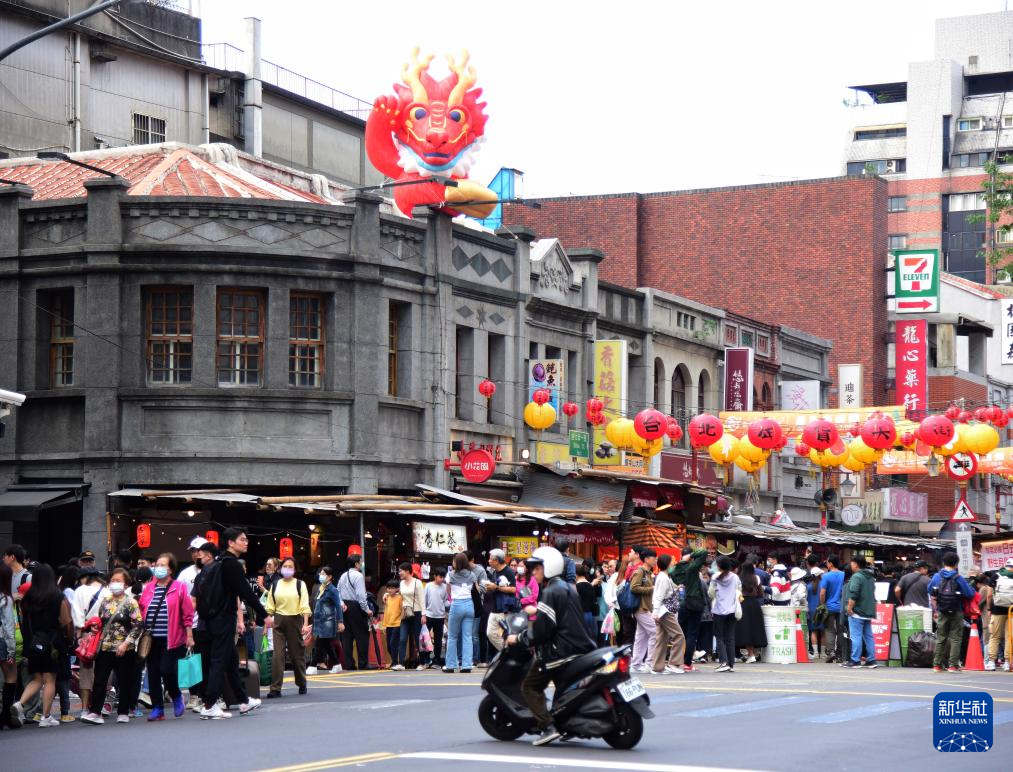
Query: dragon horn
[[402, 47, 433, 104], [447, 49, 477, 107]]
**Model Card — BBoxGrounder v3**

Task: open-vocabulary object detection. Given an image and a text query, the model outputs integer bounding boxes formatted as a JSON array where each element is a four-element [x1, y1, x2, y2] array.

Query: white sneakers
[[715, 664, 732, 673], [238, 697, 261, 715], [199, 704, 232, 720], [633, 664, 650, 674], [665, 665, 685, 675], [81, 712, 104, 725], [415, 665, 425, 671], [306, 666, 319, 675], [390, 664, 405, 671], [693, 650, 707, 662], [985, 660, 996, 671], [330, 665, 342, 673], [188, 696, 204, 713], [745, 655, 757, 664], [39, 715, 60, 728], [116, 715, 129, 724]]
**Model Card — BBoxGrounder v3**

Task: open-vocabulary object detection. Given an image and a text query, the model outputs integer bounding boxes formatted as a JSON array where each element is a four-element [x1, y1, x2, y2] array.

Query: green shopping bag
[[177, 650, 203, 689], [254, 633, 272, 687]]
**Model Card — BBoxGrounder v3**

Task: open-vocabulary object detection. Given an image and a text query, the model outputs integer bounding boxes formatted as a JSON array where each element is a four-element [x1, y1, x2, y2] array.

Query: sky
[[198, 0, 1008, 197]]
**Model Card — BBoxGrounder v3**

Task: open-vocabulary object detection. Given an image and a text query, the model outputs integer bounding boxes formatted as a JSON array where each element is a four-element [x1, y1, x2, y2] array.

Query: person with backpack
[[307, 565, 345, 675], [987, 558, 1013, 671], [264, 556, 311, 698], [138, 553, 194, 720], [197, 527, 266, 719], [671, 546, 709, 671], [651, 554, 686, 674], [3, 545, 32, 600], [187, 541, 217, 712], [895, 560, 931, 607], [629, 548, 658, 673], [842, 556, 878, 669], [0, 564, 18, 729], [927, 551, 975, 673]]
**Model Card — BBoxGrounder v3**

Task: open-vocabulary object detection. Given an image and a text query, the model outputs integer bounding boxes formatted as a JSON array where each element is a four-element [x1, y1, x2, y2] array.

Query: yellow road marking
[[646, 682, 1013, 703], [258, 752, 396, 772]]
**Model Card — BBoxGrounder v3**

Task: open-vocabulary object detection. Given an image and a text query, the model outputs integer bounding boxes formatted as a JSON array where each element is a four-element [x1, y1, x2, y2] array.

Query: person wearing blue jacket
[[308, 566, 345, 675], [926, 552, 975, 672]]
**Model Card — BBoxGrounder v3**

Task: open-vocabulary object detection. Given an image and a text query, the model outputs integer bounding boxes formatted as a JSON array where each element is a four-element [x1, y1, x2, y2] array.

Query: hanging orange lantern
[[204, 530, 219, 547], [279, 537, 293, 559], [136, 523, 151, 549]]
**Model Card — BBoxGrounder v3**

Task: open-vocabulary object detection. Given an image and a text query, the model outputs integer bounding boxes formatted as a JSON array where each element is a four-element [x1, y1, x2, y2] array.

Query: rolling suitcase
[[222, 658, 261, 707]]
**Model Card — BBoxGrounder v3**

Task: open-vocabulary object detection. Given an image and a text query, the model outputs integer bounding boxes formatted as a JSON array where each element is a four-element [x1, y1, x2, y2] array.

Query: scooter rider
[[505, 546, 595, 747]]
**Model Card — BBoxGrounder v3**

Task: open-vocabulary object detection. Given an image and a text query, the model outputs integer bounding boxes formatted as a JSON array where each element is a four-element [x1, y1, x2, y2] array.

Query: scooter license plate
[[616, 678, 646, 702]]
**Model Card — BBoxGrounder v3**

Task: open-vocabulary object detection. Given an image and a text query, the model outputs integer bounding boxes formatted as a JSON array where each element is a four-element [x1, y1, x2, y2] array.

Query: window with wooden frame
[[47, 290, 74, 387], [216, 289, 264, 386], [388, 303, 399, 396], [289, 293, 324, 388], [147, 287, 193, 384]]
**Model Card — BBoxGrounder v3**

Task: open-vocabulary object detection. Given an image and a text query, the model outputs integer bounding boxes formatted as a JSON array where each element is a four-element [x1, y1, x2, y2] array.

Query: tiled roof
[[0, 144, 330, 204], [942, 272, 1005, 299]]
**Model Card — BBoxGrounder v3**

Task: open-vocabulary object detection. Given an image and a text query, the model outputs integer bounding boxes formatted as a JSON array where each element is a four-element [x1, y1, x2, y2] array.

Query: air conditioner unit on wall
[[884, 160, 897, 173]]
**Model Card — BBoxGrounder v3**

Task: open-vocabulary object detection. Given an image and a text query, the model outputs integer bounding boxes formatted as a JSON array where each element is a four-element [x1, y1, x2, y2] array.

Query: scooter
[[478, 613, 653, 749]]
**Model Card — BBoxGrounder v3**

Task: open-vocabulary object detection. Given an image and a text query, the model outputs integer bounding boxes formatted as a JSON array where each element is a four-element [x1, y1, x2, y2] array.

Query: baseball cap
[[914, 559, 929, 569], [810, 566, 824, 576], [79, 550, 95, 561], [188, 537, 206, 550]]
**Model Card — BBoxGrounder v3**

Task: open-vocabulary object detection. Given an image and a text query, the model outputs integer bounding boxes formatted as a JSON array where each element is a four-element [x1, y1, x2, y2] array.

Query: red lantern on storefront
[[747, 418, 782, 450], [989, 405, 1003, 423], [136, 523, 151, 549], [589, 411, 606, 426], [848, 423, 861, 438], [945, 404, 961, 421], [204, 530, 219, 547], [532, 388, 550, 405], [561, 401, 578, 419], [586, 397, 604, 415], [974, 407, 989, 423], [917, 414, 955, 447], [634, 408, 667, 441], [958, 410, 972, 424], [279, 537, 293, 560], [478, 379, 496, 399], [801, 418, 838, 452], [666, 418, 683, 443], [900, 431, 916, 447], [795, 442, 811, 457], [688, 414, 723, 448], [860, 415, 896, 450], [348, 544, 363, 558]]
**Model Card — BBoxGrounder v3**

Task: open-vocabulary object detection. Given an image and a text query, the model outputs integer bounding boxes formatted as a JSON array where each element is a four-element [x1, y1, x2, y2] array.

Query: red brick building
[[504, 176, 889, 407]]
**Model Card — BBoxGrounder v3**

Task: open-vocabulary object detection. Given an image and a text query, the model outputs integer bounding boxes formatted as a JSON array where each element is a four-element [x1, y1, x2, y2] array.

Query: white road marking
[[355, 699, 431, 710], [400, 751, 771, 772]]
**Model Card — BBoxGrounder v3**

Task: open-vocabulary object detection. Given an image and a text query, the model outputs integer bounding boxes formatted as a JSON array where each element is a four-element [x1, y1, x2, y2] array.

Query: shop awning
[[0, 488, 83, 521], [697, 519, 950, 549], [518, 468, 626, 516]]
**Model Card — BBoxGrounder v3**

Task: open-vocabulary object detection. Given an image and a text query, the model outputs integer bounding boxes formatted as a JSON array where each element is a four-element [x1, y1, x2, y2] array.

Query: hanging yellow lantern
[[605, 418, 625, 448], [965, 423, 1000, 456], [738, 436, 765, 463], [708, 436, 740, 465], [734, 455, 761, 473], [524, 401, 556, 430], [842, 455, 865, 473], [848, 437, 879, 465]]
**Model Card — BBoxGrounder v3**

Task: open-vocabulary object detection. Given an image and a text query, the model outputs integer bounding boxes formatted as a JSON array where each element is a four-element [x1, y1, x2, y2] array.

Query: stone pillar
[[242, 17, 263, 158], [266, 287, 290, 389], [84, 177, 130, 250], [0, 184, 32, 260], [347, 193, 383, 493]]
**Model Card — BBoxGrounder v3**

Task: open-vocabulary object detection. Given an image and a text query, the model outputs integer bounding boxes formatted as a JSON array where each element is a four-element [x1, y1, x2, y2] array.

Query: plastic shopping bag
[[255, 634, 273, 686], [177, 650, 203, 689], [419, 626, 434, 653], [601, 608, 615, 636]]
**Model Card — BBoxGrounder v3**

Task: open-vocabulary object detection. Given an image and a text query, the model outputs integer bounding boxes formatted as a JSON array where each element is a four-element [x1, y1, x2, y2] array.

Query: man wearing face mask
[[186, 541, 217, 712]]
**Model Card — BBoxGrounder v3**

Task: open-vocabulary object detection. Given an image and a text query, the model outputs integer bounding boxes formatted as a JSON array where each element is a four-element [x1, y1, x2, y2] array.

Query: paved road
[[5, 663, 1011, 771]]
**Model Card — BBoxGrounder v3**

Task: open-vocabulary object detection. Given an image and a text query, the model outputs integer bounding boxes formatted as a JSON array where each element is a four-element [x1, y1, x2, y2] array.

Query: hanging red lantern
[[801, 418, 838, 452], [1007, 406, 1013, 420], [795, 442, 811, 457], [996, 415, 1010, 429], [588, 411, 606, 426], [204, 530, 219, 547], [586, 397, 604, 415], [633, 408, 667, 441], [665, 418, 683, 443], [900, 431, 916, 447], [917, 414, 955, 447], [860, 415, 896, 450], [478, 379, 496, 399], [561, 401, 579, 418], [957, 410, 972, 424], [279, 537, 293, 560], [747, 418, 782, 450], [945, 404, 961, 421], [973, 407, 989, 423], [532, 388, 550, 405], [688, 414, 724, 448], [848, 423, 862, 438], [136, 523, 151, 549], [347, 544, 363, 558]]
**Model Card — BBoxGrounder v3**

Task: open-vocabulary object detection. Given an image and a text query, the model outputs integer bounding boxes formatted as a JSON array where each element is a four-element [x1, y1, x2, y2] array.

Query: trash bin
[[761, 606, 796, 663], [896, 606, 931, 665]]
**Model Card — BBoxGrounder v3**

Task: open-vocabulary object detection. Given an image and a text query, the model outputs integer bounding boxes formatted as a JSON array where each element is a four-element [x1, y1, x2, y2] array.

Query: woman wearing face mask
[[307, 566, 345, 675], [264, 557, 311, 697], [514, 558, 540, 621], [81, 568, 143, 724], [138, 553, 194, 721]]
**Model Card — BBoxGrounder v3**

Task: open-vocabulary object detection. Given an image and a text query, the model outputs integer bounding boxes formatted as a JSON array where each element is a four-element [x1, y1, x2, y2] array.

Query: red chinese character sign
[[460, 448, 495, 483], [723, 348, 754, 412], [365, 49, 496, 219], [895, 319, 927, 419]]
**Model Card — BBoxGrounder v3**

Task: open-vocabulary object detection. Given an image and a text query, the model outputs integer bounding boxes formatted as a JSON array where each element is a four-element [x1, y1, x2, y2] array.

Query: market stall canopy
[[518, 468, 626, 517], [0, 484, 87, 521], [697, 519, 951, 549]]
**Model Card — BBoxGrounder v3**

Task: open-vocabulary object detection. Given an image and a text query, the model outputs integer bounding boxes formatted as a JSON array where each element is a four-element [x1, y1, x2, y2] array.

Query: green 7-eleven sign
[[893, 249, 939, 313]]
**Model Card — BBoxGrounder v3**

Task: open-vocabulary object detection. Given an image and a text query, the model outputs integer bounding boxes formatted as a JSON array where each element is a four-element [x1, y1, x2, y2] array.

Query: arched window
[[671, 368, 686, 420], [653, 358, 666, 411], [761, 382, 772, 411], [698, 370, 710, 413]]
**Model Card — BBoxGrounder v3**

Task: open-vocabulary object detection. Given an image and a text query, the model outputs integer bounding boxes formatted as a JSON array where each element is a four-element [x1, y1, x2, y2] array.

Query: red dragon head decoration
[[365, 48, 496, 219]]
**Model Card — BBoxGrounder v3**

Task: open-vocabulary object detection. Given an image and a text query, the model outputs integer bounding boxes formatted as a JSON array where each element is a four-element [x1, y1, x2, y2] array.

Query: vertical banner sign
[[723, 347, 754, 412], [528, 358, 565, 425], [1002, 300, 1013, 365], [893, 249, 939, 313], [895, 319, 927, 419], [838, 363, 863, 409], [780, 380, 820, 410], [593, 340, 627, 465]]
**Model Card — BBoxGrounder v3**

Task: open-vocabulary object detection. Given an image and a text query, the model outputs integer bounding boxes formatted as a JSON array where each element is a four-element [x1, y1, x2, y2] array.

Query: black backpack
[[934, 575, 962, 614], [195, 557, 227, 619]]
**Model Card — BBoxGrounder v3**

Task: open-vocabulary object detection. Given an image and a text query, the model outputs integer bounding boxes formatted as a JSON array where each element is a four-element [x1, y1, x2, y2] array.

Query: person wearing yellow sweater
[[264, 557, 311, 698]]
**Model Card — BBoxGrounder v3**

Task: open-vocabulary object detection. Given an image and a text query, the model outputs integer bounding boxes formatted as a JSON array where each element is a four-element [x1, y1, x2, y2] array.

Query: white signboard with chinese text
[[780, 380, 820, 411], [982, 539, 1013, 571], [412, 522, 467, 555], [1003, 301, 1013, 365], [838, 364, 863, 409], [883, 488, 928, 522]]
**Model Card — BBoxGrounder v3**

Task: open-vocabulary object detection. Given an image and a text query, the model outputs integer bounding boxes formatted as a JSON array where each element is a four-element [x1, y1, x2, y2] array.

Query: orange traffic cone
[[795, 609, 809, 664], [964, 625, 985, 671]]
